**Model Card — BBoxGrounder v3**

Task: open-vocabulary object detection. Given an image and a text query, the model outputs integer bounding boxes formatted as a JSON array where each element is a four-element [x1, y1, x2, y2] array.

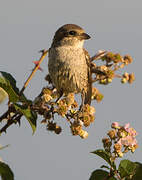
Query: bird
[[48, 24, 92, 107]]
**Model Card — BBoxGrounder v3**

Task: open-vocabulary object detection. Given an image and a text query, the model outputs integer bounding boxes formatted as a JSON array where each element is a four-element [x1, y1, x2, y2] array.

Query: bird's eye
[[68, 31, 76, 36]]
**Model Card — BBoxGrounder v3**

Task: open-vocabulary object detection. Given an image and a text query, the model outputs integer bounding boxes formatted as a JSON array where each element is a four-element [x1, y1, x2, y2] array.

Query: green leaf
[[132, 162, 142, 180], [118, 159, 136, 178], [91, 149, 116, 170], [0, 88, 8, 104], [0, 71, 28, 103], [89, 169, 109, 180], [0, 71, 20, 102], [14, 103, 37, 134], [0, 161, 14, 180], [0, 72, 19, 93], [108, 177, 117, 180], [89, 169, 117, 180]]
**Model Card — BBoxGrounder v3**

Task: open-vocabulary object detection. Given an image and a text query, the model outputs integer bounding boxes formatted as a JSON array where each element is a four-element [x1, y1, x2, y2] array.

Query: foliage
[[89, 123, 141, 180], [0, 161, 14, 180], [0, 145, 14, 180]]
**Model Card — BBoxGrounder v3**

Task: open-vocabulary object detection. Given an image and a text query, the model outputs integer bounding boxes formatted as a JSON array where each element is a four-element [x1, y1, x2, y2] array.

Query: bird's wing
[[83, 48, 92, 105]]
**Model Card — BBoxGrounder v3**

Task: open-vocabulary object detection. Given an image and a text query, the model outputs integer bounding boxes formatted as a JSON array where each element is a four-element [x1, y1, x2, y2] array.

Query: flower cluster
[[78, 104, 95, 127], [91, 52, 134, 85], [70, 104, 95, 138], [121, 72, 135, 84], [101, 52, 133, 65], [102, 122, 138, 158], [46, 121, 62, 134], [33, 87, 95, 138], [57, 93, 78, 117], [70, 121, 89, 139]]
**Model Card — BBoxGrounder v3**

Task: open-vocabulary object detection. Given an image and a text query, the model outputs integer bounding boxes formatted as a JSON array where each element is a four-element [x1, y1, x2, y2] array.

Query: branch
[[0, 104, 16, 123], [0, 50, 48, 133], [90, 50, 107, 61], [0, 114, 22, 134], [20, 49, 48, 95]]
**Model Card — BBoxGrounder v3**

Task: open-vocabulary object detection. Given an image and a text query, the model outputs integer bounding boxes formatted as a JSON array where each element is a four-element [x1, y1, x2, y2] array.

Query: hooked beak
[[80, 33, 91, 40]]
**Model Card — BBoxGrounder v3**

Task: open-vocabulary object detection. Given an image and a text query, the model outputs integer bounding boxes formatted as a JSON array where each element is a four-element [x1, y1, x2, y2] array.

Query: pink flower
[[111, 122, 120, 129], [120, 136, 137, 147], [124, 123, 138, 137], [124, 123, 130, 130], [127, 128, 138, 137]]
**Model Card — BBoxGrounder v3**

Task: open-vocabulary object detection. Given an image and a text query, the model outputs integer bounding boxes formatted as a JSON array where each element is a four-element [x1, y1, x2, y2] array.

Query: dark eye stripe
[[69, 31, 76, 35]]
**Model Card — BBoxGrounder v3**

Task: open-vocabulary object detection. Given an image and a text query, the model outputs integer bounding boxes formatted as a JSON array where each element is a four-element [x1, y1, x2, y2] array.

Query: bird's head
[[52, 24, 91, 48]]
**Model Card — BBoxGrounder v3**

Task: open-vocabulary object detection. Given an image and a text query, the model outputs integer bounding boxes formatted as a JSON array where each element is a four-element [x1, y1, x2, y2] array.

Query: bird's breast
[[49, 46, 85, 65], [48, 46, 88, 94]]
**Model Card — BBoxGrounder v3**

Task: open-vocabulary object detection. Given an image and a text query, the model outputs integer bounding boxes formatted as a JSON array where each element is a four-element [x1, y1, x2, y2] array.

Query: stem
[[90, 51, 107, 61], [0, 111, 9, 122], [0, 104, 16, 123], [0, 114, 22, 134], [20, 49, 48, 95], [115, 172, 122, 180]]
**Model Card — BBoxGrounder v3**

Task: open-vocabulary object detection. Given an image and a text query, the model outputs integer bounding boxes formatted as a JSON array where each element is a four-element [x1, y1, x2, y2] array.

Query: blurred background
[[0, 0, 141, 179]]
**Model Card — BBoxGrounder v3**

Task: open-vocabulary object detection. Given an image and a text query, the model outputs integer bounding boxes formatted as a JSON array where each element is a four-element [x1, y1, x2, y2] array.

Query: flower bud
[[111, 122, 120, 129], [121, 78, 127, 84], [79, 130, 88, 139], [43, 94, 52, 102], [128, 73, 135, 84], [107, 130, 116, 140], [70, 122, 82, 136], [102, 138, 112, 148], [117, 129, 127, 138], [55, 125, 62, 134], [107, 78, 112, 83], [118, 152, 123, 158], [114, 143, 122, 153], [123, 55, 133, 64]]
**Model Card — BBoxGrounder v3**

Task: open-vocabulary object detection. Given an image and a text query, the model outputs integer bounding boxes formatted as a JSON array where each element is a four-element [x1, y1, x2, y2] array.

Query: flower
[[128, 73, 135, 84], [120, 136, 137, 147], [124, 123, 138, 137], [111, 122, 120, 129], [43, 94, 52, 102], [124, 123, 130, 130], [107, 130, 116, 139], [118, 152, 123, 157], [126, 128, 137, 137], [79, 130, 89, 139], [102, 137, 112, 149], [114, 143, 122, 153], [117, 128, 128, 138]]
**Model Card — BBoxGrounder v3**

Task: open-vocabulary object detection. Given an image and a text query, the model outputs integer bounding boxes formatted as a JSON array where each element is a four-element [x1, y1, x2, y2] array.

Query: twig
[[0, 104, 16, 123], [114, 74, 122, 78], [0, 111, 9, 122], [91, 69, 107, 75], [0, 50, 48, 133], [0, 114, 22, 134], [92, 77, 99, 83], [20, 49, 48, 95], [90, 50, 107, 62]]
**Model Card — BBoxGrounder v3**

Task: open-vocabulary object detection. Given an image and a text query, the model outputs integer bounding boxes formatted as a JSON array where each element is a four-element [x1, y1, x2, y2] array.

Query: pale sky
[[0, 0, 142, 179]]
